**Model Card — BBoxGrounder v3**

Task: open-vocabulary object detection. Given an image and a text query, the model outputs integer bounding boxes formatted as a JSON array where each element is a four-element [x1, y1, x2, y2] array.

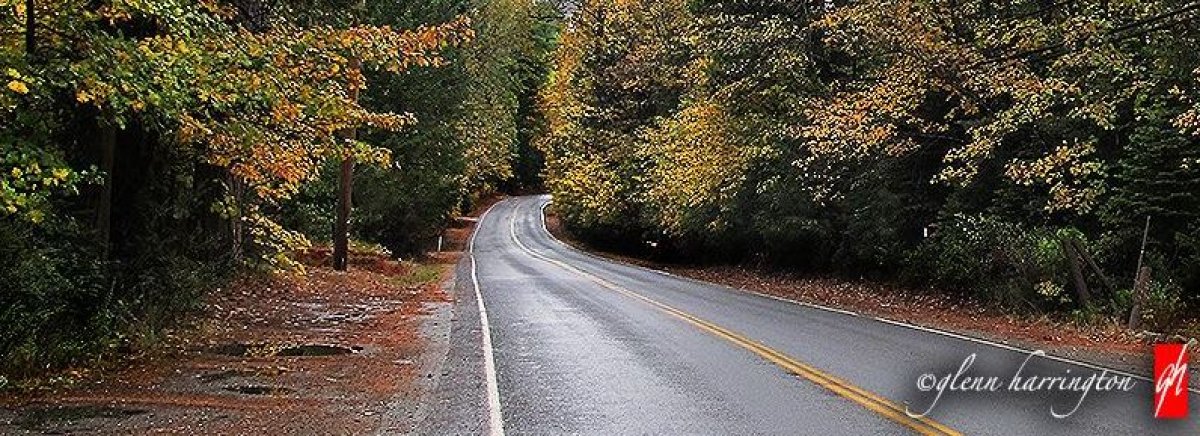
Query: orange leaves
[[69, 7, 471, 203], [270, 101, 302, 124], [802, 0, 1153, 214], [5, 80, 27, 94], [803, 60, 924, 162], [321, 15, 474, 73]]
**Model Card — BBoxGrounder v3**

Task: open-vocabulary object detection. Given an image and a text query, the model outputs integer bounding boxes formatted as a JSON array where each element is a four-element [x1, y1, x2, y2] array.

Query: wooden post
[[1070, 238, 1114, 295], [1127, 266, 1151, 330], [1060, 237, 1092, 307], [1133, 216, 1151, 281], [1127, 217, 1152, 328]]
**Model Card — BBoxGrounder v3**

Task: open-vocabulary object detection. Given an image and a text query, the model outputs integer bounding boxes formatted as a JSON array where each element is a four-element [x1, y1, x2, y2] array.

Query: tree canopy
[[540, 0, 1200, 318], [1, 0, 559, 378]]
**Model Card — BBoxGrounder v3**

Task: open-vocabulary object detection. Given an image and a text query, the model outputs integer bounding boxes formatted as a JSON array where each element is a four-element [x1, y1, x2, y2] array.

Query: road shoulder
[[542, 209, 1196, 378]]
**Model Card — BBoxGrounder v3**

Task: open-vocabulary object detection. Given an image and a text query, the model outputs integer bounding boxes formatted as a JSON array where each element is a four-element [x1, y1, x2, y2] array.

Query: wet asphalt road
[[424, 195, 1198, 435]]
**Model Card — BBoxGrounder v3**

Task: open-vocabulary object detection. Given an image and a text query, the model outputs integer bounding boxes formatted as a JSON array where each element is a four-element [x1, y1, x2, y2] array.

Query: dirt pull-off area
[[0, 246, 463, 435]]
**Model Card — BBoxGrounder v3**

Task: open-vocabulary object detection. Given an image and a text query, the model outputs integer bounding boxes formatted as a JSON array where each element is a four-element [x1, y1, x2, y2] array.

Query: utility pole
[[1127, 216, 1152, 329], [333, 0, 366, 272]]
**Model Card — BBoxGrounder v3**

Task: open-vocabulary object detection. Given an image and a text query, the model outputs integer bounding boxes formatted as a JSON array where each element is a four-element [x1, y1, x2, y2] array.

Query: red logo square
[[1154, 343, 1189, 419]]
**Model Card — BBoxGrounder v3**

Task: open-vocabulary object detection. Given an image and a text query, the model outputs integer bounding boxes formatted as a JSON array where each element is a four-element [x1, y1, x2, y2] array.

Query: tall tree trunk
[[97, 124, 116, 255], [333, 156, 353, 271], [230, 175, 244, 262], [24, 0, 35, 56], [333, 56, 362, 272]]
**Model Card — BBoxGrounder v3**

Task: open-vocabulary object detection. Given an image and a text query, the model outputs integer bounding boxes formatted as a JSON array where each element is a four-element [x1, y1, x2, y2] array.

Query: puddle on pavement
[[203, 343, 361, 358], [15, 405, 147, 429], [222, 385, 293, 396], [204, 343, 259, 357], [298, 301, 403, 326], [196, 368, 254, 383], [196, 366, 291, 383], [277, 344, 360, 356]]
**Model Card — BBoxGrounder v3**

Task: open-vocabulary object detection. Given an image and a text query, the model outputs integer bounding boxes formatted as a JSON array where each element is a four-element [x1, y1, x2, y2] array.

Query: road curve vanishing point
[[460, 195, 1198, 435]]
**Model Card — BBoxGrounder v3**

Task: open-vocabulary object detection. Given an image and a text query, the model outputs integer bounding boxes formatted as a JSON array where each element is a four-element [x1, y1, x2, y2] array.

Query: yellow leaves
[[26, 209, 44, 224], [76, 90, 93, 103], [1005, 140, 1105, 213], [51, 168, 70, 182], [643, 100, 748, 235], [2, 156, 73, 222], [6, 80, 28, 94], [800, 0, 1141, 217], [1177, 110, 1200, 135], [244, 212, 311, 270]]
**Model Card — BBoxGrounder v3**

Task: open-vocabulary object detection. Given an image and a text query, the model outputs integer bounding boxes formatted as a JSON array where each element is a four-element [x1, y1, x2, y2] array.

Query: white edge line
[[469, 201, 506, 436], [534, 198, 1200, 395], [537, 200, 858, 319]]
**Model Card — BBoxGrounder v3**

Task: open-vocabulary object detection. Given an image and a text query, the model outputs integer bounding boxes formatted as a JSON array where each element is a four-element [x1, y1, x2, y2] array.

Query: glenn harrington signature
[[907, 350, 1137, 419]]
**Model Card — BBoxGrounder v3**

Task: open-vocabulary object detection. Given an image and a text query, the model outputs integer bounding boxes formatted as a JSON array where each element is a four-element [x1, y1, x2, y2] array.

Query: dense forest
[[1, 0, 559, 379], [5, 0, 1200, 384], [541, 0, 1200, 329]]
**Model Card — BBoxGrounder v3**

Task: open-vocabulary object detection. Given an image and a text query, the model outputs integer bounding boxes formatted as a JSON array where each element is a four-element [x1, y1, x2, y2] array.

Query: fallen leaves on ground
[[0, 247, 458, 434]]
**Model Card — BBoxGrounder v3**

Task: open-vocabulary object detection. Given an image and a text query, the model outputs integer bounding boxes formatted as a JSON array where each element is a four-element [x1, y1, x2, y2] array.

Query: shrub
[[1, 196, 229, 381], [1138, 279, 1185, 332], [0, 218, 107, 379], [907, 214, 1069, 308]]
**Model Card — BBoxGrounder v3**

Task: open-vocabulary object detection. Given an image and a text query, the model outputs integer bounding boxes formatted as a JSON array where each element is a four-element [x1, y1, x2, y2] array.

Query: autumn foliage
[[540, 0, 1200, 321], [0, 0, 553, 379]]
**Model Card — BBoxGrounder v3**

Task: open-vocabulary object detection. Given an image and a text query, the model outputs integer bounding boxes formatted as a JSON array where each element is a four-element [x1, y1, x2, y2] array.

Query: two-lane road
[[426, 196, 1198, 435]]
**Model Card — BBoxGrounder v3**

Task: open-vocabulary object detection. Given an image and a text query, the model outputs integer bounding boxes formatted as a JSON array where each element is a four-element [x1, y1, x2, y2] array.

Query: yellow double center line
[[509, 204, 960, 436]]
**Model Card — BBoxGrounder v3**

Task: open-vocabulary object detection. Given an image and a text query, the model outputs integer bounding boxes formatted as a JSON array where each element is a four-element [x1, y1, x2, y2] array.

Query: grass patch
[[390, 262, 444, 287]]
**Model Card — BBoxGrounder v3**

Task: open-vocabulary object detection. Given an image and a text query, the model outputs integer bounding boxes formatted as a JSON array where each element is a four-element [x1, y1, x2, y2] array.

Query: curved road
[[424, 196, 1198, 435]]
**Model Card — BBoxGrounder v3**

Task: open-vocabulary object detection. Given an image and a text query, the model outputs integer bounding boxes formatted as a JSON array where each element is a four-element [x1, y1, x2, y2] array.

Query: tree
[[539, 0, 695, 245], [539, 0, 1200, 312], [0, 0, 476, 376]]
